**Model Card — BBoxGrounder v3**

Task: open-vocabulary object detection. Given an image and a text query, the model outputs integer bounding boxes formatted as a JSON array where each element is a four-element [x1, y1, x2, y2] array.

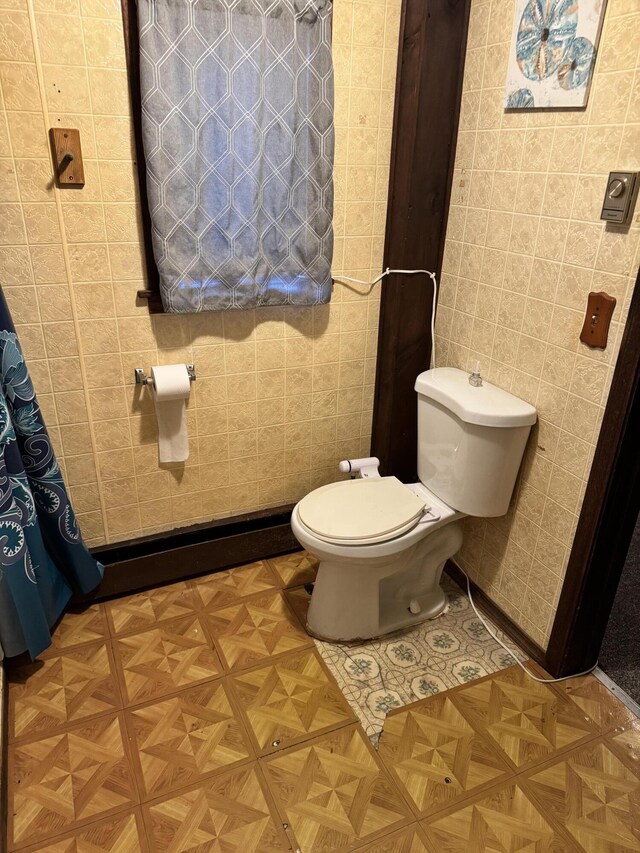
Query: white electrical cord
[[332, 268, 439, 368], [459, 565, 598, 684]]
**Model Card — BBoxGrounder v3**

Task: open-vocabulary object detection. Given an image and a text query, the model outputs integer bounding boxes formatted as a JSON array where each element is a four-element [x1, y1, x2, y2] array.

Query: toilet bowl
[[292, 367, 537, 642], [292, 479, 464, 641]]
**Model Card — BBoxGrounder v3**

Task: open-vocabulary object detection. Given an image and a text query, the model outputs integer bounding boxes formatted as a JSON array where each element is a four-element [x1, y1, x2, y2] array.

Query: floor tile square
[[191, 560, 278, 610], [106, 582, 200, 637], [452, 665, 598, 770], [262, 724, 412, 851], [606, 717, 640, 761], [203, 590, 312, 672], [269, 550, 318, 588], [143, 764, 289, 852], [41, 605, 109, 658], [378, 693, 512, 817], [552, 674, 638, 734], [8, 714, 137, 849], [113, 615, 222, 706], [9, 642, 122, 742], [420, 781, 567, 852], [17, 809, 149, 853], [126, 680, 253, 799], [230, 648, 355, 755], [525, 738, 640, 852]]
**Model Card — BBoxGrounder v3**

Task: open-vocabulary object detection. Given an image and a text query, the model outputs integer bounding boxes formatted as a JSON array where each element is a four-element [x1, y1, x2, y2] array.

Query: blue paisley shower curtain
[[0, 290, 103, 660]]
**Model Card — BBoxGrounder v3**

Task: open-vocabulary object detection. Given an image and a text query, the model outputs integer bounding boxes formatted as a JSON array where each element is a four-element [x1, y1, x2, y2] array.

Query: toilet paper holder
[[134, 364, 197, 387]]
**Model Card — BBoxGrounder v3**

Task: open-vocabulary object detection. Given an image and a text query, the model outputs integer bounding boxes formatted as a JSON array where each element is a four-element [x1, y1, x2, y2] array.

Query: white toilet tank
[[415, 368, 537, 517]]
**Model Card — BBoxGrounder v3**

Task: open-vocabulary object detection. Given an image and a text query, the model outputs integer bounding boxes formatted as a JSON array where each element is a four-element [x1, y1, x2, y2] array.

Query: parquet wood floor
[[192, 559, 279, 609], [350, 824, 430, 852], [9, 642, 122, 741], [451, 665, 598, 770], [126, 680, 253, 798], [262, 724, 413, 851], [113, 615, 222, 705], [203, 589, 313, 671], [39, 605, 109, 658], [551, 673, 639, 734], [230, 647, 355, 754], [5, 552, 640, 853], [420, 781, 568, 851], [106, 582, 200, 637], [8, 714, 137, 849], [269, 551, 318, 588], [143, 764, 289, 852], [16, 810, 149, 853], [378, 693, 512, 816], [525, 735, 640, 852]]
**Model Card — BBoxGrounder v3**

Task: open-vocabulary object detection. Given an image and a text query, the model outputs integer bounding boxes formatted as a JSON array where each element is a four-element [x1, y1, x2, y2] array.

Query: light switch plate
[[600, 171, 638, 226]]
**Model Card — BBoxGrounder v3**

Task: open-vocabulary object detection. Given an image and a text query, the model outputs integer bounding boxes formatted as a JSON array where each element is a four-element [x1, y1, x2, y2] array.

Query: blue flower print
[[557, 37, 595, 90], [506, 88, 535, 109], [457, 664, 482, 682], [348, 657, 373, 677], [466, 620, 486, 639], [516, 0, 578, 81], [391, 643, 415, 662], [375, 693, 401, 714], [432, 632, 455, 649], [417, 679, 440, 697]]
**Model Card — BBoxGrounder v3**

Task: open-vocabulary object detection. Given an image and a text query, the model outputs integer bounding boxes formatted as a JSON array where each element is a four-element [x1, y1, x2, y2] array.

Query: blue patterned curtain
[[138, 0, 334, 312], [0, 290, 103, 660]]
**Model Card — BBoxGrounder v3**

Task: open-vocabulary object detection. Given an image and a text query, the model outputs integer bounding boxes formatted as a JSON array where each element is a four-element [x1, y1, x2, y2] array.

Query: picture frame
[[504, 0, 608, 110]]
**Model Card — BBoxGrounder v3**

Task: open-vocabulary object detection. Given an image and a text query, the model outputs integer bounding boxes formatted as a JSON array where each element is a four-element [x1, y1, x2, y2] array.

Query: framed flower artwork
[[504, 0, 608, 109]]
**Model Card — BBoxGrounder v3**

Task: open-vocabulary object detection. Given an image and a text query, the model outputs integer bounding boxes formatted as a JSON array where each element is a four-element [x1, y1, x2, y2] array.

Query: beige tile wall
[[439, 0, 640, 648], [0, 0, 401, 545]]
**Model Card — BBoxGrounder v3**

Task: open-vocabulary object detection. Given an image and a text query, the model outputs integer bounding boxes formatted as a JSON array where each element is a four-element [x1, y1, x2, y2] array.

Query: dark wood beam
[[371, 0, 470, 481]]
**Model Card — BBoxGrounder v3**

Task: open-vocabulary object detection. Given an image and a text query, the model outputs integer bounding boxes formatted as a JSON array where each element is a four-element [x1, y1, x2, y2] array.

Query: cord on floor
[[458, 565, 598, 684]]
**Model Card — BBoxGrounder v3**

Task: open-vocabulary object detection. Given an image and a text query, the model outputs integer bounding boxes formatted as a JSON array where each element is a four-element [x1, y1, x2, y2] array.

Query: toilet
[[291, 367, 537, 642]]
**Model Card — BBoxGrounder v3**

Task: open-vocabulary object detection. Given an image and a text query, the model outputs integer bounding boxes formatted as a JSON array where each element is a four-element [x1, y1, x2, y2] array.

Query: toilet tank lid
[[415, 368, 537, 427]]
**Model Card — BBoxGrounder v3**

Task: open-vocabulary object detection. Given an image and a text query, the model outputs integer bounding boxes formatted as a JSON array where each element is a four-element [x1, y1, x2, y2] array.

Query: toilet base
[[306, 521, 463, 642]]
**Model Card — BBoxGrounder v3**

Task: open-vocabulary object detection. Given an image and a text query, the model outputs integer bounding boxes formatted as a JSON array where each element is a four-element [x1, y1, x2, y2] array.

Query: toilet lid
[[297, 477, 426, 543]]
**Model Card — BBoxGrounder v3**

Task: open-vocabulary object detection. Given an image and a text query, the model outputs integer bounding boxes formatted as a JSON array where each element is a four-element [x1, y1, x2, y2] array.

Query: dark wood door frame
[[371, 0, 471, 482], [546, 264, 640, 677]]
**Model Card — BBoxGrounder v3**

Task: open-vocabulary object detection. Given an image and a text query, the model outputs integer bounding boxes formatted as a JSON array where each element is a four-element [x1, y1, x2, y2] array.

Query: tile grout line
[[25, 0, 110, 544], [76, 0, 150, 543]]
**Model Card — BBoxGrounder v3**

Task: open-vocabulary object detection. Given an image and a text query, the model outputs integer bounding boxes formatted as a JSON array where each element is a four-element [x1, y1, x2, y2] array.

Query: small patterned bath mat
[[284, 574, 525, 745]]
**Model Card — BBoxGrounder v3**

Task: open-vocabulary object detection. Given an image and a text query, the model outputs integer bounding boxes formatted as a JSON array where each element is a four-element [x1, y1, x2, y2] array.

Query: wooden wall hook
[[49, 128, 85, 188]]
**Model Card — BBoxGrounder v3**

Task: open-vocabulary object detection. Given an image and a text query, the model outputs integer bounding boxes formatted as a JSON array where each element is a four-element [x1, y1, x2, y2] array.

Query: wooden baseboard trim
[[445, 560, 547, 667], [84, 505, 297, 601]]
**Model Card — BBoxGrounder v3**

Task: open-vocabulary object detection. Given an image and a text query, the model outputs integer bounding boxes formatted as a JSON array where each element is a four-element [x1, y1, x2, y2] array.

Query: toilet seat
[[296, 476, 427, 545]]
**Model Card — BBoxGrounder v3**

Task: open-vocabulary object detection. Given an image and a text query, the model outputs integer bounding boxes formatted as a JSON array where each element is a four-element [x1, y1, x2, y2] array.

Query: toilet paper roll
[[151, 364, 191, 463]]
